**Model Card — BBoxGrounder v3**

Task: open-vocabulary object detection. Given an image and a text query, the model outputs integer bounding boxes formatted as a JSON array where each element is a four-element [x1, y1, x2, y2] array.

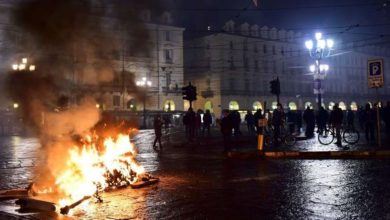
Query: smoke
[[5, 0, 164, 190]]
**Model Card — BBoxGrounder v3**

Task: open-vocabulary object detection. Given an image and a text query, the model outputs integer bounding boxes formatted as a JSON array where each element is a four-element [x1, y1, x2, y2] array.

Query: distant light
[[13, 103, 19, 109], [147, 81, 152, 86], [315, 32, 322, 40], [320, 64, 329, 72], [29, 65, 35, 71], [305, 40, 313, 50], [12, 64, 18, 70], [326, 39, 334, 48], [142, 77, 146, 81], [207, 26, 211, 31], [22, 58, 27, 64], [318, 39, 326, 49], [309, 65, 316, 72], [96, 104, 100, 108], [130, 104, 134, 108], [18, 64, 26, 70]]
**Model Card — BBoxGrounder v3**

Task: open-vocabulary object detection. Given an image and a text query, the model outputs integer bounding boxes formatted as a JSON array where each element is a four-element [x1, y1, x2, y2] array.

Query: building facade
[[184, 20, 390, 116]]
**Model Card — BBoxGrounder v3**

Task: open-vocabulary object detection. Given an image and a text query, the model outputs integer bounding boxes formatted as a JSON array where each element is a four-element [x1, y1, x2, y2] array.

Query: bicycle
[[264, 124, 297, 147], [317, 125, 360, 145]]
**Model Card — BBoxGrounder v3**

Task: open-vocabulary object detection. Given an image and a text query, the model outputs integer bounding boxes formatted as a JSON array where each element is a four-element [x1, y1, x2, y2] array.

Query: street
[[1, 131, 390, 219]]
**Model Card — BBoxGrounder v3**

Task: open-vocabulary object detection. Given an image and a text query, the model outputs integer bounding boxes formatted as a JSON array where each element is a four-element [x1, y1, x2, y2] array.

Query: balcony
[[201, 90, 214, 98]]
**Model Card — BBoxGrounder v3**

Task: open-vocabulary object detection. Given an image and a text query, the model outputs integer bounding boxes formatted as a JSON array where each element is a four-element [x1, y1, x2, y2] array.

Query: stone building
[[184, 20, 390, 116]]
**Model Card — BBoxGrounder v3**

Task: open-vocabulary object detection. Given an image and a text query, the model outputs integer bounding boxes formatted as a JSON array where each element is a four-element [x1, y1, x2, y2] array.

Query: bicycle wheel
[[284, 134, 296, 146], [318, 129, 334, 145], [343, 128, 360, 145]]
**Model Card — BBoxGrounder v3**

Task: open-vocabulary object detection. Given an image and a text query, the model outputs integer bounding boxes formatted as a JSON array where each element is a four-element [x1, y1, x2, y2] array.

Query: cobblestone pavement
[[1, 130, 390, 219]]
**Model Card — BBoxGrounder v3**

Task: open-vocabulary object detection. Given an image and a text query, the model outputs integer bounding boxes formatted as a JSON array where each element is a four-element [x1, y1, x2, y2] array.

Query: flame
[[52, 134, 145, 205]]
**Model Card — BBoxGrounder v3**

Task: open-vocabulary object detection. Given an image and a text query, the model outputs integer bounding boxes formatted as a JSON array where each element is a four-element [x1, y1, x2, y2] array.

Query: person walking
[[317, 106, 329, 133], [272, 103, 285, 145], [254, 109, 263, 134], [244, 110, 255, 135], [153, 114, 163, 152], [220, 109, 232, 152], [184, 108, 196, 142], [363, 103, 376, 144], [202, 109, 212, 137], [346, 108, 355, 129], [303, 106, 315, 138], [384, 101, 390, 143], [231, 111, 241, 136], [329, 103, 343, 146]]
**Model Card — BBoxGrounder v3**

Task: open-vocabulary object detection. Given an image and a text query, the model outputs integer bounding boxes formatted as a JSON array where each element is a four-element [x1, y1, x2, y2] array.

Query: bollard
[[257, 134, 264, 150]]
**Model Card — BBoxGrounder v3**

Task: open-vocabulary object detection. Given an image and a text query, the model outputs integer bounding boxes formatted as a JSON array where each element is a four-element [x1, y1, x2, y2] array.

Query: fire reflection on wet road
[[1, 132, 390, 219]]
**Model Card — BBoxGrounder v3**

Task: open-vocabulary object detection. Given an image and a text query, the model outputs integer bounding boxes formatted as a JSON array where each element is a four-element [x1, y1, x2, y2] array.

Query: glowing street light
[[11, 58, 36, 72], [305, 32, 334, 109], [136, 77, 152, 129], [13, 103, 19, 109]]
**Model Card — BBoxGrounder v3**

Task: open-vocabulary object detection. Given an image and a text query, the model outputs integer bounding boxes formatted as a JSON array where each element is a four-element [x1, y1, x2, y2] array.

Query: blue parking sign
[[367, 59, 384, 88]]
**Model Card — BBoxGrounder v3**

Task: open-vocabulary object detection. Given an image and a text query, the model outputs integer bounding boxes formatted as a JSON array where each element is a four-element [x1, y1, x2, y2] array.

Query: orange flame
[[53, 134, 144, 205]]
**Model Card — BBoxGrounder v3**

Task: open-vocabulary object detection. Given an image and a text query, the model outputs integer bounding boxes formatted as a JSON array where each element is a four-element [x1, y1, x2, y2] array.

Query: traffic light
[[182, 82, 197, 102], [270, 78, 280, 95]]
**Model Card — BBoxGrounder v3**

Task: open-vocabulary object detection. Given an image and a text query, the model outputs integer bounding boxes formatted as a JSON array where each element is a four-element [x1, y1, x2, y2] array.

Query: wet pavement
[[1, 130, 390, 219]]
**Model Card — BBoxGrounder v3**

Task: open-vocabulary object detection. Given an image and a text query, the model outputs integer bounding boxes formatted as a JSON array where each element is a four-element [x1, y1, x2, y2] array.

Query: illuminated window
[[272, 101, 277, 110], [328, 102, 335, 110], [304, 102, 312, 109], [350, 102, 358, 111], [339, 102, 346, 111], [253, 101, 262, 110], [229, 101, 239, 110], [164, 100, 175, 111], [204, 101, 214, 113], [288, 102, 297, 110]]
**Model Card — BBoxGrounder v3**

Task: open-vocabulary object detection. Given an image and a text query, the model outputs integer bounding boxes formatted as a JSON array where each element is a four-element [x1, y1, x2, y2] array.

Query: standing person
[[202, 109, 212, 137], [346, 108, 355, 129], [153, 114, 163, 152], [231, 111, 241, 136], [303, 106, 315, 138], [272, 103, 285, 145], [330, 103, 343, 146], [363, 103, 375, 144], [220, 109, 232, 152], [296, 110, 303, 134], [384, 101, 390, 143], [286, 108, 296, 134], [185, 108, 196, 142], [244, 110, 255, 135], [317, 106, 329, 133], [195, 109, 202, 138], [253, 109, 263, 134]]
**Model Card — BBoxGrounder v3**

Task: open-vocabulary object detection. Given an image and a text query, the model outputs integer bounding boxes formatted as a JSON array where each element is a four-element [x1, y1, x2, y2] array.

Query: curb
[[227, 150, 390, 159]]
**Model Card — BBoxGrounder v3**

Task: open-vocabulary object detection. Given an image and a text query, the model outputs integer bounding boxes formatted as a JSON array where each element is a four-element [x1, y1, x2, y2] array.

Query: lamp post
[[305, 33, 333, 110], [136, 77, 152, 129]]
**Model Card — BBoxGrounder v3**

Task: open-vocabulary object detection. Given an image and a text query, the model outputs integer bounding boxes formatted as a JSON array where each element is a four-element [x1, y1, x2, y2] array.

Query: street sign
[[367, 59, 384, 88]]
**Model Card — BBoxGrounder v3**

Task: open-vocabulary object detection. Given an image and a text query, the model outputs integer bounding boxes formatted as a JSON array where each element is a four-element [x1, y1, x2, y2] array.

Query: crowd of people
[[153, 101, 390, 151]]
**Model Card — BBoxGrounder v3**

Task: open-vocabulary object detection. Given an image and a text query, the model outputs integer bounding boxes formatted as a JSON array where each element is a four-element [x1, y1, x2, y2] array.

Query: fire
[[53, 134, 145, 206]]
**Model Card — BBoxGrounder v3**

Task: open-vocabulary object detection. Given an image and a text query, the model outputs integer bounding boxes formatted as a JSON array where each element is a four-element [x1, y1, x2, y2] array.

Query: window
[[281, 47, 284, 56], [229, 78, 235, 89], [254, 60, 259, 71], [165, 31, 171, 41], [164, 49, 173, 63], [263, 45, 267, 54], [206, 57, 211, 69], [254, 44, 258, 53], [272, 45, 276, 55], [113, 95, 120, 107], [243, 39, 248, 51], [229, 56, 235, 70], [166, 72, 171, 87], [244, 55, 249, 71], [230, 41, 234, 49], [245, 79, 250, 90]]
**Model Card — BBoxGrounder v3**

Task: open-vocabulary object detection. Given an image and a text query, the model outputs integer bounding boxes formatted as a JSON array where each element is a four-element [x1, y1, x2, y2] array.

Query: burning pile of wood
[[0, 133, 159, 215]]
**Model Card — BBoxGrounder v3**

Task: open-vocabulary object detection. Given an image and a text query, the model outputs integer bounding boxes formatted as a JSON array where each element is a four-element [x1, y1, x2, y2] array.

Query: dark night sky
[[164, 0, 390, 40]]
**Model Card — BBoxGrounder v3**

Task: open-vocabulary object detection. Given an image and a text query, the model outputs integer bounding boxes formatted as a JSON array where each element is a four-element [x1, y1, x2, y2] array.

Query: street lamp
[[305, 32, 333, 109], [12, 57, 36, 72], [136, 77, 152, 129]]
